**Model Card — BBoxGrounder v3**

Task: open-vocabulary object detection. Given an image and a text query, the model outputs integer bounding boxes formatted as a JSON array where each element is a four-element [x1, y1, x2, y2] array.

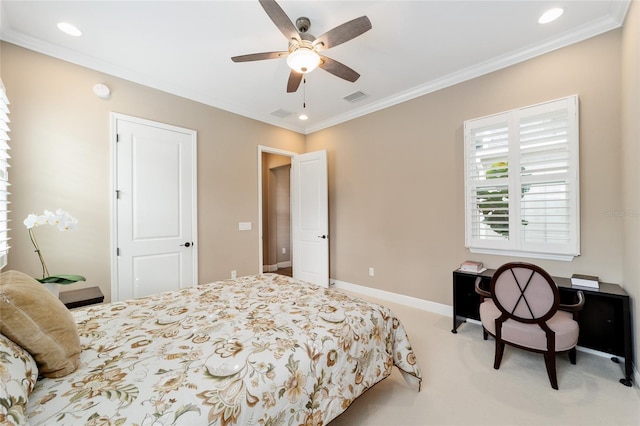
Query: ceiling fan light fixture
[[287, 47, 320, 74]]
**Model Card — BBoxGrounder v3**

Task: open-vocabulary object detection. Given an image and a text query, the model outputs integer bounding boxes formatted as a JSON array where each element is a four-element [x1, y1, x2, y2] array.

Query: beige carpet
[[329, 291, 640, 426]]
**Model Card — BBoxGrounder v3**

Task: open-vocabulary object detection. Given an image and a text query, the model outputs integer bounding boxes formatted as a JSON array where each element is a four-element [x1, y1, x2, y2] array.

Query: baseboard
[[265, 262, 292, 272], [331, 277, 639, 390], [264, 264, 278, 272], [331, 278, 452, 317]]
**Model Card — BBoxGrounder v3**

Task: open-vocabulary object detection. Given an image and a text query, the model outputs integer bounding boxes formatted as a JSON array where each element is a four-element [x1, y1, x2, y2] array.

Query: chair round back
[[490, 262, 560, 323]]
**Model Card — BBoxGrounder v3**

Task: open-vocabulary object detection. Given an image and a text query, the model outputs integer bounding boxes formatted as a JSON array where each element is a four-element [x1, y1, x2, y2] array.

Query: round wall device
[[93, 83, 111, 99]]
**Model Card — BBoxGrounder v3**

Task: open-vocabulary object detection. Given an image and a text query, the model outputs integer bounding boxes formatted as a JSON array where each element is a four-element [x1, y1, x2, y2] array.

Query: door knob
[[180, 242, 192, 247], [318, 235, 327, 239]]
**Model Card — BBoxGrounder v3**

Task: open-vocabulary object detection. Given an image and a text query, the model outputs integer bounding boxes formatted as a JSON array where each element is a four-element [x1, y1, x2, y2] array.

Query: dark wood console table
[[452, 269, 634, 387]]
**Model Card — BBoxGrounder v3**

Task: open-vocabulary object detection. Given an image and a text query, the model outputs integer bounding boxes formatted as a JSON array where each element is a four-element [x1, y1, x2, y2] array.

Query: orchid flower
[[23, 209, 86, 284], [23, 213, 47, 229]]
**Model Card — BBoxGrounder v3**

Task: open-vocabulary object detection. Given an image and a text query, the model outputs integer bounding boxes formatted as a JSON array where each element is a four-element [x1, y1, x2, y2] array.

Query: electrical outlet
[[231, 270, 237, 279], [369, 267, 375, 277], [282, 247, 286, 254]]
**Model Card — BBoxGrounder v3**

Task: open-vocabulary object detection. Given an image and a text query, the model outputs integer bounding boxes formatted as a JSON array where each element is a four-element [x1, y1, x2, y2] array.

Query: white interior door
[[112, 114, 197, 301], [292, 150, 329, 287]]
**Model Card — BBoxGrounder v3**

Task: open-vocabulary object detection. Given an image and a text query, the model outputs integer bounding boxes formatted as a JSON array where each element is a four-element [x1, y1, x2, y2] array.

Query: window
[[464, 95, 579, 261], [0, 80, 10, 269]]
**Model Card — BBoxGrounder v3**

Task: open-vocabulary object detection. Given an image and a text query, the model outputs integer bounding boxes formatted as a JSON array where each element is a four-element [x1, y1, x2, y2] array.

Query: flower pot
[[43, 283, 60, 297]]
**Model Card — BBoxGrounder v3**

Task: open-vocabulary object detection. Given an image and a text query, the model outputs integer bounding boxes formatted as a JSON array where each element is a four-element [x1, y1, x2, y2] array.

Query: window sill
[[469, 247, 578, 262]]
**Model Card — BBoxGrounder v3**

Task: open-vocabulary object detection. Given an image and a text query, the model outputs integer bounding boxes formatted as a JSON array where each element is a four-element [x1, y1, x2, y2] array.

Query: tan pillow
[[0, 270, 81, 377]]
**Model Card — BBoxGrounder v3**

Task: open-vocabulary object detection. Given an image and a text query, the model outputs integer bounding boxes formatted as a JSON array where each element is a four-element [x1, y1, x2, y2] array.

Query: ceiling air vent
[[271, 109, 293, 118], [343, 91, 368, 103]]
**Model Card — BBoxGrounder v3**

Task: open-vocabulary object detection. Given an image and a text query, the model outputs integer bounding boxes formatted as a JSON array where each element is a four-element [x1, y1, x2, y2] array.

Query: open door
[[291, 150, 329, 287]]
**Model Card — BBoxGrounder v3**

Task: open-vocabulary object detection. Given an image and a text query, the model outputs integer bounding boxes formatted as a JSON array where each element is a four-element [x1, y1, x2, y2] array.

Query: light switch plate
[[239, 221, 252, 231]]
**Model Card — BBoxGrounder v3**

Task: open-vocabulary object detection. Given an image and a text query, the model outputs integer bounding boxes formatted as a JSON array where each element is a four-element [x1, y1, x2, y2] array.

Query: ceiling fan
[[231, 0, 372, 93]]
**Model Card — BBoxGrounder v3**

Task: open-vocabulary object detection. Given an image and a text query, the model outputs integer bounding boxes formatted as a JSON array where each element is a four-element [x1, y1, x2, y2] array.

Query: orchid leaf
[[37, 275, 86, 285]]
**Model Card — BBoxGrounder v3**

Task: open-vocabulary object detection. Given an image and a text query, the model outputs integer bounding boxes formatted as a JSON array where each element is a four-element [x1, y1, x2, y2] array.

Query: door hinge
[[116, 133, 120, 142], [116, 247, 120, 256], [116, 190, 120, 199]]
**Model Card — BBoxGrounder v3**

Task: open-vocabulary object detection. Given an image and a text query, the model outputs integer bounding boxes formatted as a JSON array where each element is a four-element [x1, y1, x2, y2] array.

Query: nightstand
[[59, 286, 104, 309]]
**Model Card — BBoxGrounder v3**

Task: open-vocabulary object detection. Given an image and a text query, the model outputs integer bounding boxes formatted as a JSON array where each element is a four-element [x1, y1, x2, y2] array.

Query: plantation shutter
[[517, 98, 579, 255], [465, 114, 514, 249], [464, 95, 579, 260], [0, 79, 10, 269]]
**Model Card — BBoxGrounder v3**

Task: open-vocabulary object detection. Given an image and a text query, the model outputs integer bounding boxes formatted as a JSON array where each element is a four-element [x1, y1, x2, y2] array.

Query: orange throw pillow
[[0, 270, 81, 377]]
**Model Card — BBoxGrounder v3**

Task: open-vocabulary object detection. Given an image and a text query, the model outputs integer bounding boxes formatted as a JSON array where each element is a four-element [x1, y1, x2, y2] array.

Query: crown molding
[[0, 29, 308, 134], [2, 1, 629, 137], [305, 10, 628, 134]]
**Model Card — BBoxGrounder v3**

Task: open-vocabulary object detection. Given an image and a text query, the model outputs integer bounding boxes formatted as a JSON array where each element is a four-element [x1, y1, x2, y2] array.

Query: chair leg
[[543, 352, 558, 390], [494, 339, 505, 370], [568, 347, 577, 365]]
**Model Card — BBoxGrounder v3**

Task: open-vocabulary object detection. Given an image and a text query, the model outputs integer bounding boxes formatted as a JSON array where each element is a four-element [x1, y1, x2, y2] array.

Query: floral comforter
[[26, 274, 421, 425]]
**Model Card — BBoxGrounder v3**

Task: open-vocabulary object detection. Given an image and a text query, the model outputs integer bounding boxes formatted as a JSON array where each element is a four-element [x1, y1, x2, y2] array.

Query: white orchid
[[24, 209, 78, 231], [23, 213, 46, 229], [23, 209, 85, 284]]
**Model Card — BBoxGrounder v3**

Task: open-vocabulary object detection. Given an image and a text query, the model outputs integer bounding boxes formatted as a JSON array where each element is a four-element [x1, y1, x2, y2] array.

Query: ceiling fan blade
[[259, 0, 300, 41], [287, 71, 303, 93], [231, 51, 288, 62], [319, 56, 360, 82], [314, 16, 372, 50]]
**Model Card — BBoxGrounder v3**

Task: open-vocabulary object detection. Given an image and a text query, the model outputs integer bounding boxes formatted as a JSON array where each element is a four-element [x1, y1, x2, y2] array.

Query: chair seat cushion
[[479, 299, 579, 351]]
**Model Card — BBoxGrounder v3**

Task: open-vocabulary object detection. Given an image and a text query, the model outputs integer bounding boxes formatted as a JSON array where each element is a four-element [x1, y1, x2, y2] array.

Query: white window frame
[[464, 95, 579, 261], [0, 79, 10, 269]]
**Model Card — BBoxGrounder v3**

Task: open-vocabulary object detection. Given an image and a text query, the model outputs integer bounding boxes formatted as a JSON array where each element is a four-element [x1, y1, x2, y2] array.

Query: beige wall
[[306, 30, 625, 306], [621, 0, 640, 379], [1, 42, 305, 302]]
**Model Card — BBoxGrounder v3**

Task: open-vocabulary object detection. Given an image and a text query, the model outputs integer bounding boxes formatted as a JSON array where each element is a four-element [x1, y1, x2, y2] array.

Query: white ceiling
[[0, 1, 630, 134]]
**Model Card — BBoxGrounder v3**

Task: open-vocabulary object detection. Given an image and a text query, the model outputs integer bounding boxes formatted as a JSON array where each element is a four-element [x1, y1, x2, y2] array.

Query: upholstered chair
[[475, 262, 584, 389]]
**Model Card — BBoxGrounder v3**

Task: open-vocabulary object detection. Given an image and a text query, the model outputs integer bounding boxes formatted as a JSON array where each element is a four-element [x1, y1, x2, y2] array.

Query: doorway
[[258, 146, 329, 287], [261, 152, 293, 277]]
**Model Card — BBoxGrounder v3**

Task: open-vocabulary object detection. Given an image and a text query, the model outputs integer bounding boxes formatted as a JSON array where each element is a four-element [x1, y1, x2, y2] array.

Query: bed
[[1, 272, 421, 425]]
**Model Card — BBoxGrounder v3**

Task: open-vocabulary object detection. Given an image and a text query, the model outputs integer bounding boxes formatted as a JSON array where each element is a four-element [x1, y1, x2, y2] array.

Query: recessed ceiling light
[[298, 114, 309, 121], [538, 7, 564, 24], [57, 22, 82, 37]]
